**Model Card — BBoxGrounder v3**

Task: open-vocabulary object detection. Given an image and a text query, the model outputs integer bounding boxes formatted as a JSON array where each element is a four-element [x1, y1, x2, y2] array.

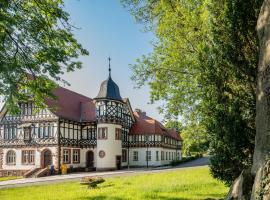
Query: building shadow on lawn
[[142, 192, 226, 200], [78, 196, 127, 200]]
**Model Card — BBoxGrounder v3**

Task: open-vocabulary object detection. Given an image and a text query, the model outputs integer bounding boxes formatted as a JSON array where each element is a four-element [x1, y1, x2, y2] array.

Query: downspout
[[57, 118, 61, 174]]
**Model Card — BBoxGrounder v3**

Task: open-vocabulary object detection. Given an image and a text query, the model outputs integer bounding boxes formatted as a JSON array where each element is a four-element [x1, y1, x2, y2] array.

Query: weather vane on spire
[[108, 57, 111, 77]]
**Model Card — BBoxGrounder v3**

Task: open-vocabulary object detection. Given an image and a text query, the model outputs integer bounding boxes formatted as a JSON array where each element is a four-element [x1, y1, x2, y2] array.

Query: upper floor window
[[24, 127, 31, 141], [6, 150, 16, 165], [4, 125, 17, 140], [38, 123, 55, 138], [98, 127, 107, 140], [115, 128, 121, 140], [20, 102, 33, 116]]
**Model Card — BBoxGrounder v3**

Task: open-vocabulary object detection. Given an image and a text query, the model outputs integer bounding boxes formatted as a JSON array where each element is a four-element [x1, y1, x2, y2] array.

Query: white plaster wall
[[96, 124, 122, 169], [129, 147, 182, 167], [2, 147, 57, 170], [61, 147, 96, 168]]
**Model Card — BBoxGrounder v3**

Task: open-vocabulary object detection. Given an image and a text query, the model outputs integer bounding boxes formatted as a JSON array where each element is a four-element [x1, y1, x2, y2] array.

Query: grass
[[0, 176, 22, 182], [0, 166, 228, 200]]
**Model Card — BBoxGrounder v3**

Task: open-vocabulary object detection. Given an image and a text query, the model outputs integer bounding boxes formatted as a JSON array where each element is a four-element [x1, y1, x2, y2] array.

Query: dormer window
[[20, 102, 33, 116]]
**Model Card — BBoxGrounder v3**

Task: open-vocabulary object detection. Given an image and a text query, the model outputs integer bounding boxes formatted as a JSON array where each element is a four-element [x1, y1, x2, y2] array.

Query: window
[[169, 152, 171, 160], [4, 125, 17, 140], [73, 149, 80, 163], [20, 102, 33, 116], [133, 151, 138, 161], [6, 150, 16, 165], [166, 152, 168, 160], [98, 127, 108, 139], [63, 149, 70, 164], [38, 124, 55, 138], [156, 151, 159, 161], [115, 128, 121, 140], [22, 150, 35, 164], [122, 149, 127, 162], [146, 151, 151, 161], [23, 127, 31, 141], [161, 151, 164, 161]]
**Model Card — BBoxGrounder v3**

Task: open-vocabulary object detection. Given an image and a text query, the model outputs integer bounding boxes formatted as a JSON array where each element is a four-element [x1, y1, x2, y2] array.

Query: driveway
[[0, 156, 210, 189]]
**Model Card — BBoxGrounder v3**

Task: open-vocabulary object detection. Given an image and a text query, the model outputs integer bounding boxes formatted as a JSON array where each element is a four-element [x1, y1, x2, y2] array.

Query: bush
[[170, 155, 202, 166]]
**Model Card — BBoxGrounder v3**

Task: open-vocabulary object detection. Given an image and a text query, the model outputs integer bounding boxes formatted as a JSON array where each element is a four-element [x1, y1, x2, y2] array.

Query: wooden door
[[86, 151, 94, 168], [116, 156, 121, 170], [43, 150, 52, 168]]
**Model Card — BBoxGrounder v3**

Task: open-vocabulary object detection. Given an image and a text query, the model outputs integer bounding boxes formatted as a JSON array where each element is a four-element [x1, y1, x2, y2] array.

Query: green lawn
[[0, 176, 22, 182], [0, 166, 228, 200]]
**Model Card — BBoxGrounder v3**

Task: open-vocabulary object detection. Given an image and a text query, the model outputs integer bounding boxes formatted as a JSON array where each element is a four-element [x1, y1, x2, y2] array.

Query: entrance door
[[43, 150, 52, 168], [116, 156, 121, 170], [86, 151, 94, 168]]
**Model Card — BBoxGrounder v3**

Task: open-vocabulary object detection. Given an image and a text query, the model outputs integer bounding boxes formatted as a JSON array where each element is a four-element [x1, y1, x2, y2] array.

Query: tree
[[122, 0, 259, 184], [0, 0, 88, 113]]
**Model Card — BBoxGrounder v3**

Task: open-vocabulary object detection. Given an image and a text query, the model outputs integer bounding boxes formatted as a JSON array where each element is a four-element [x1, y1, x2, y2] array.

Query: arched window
[[6, 150, 16, 165]]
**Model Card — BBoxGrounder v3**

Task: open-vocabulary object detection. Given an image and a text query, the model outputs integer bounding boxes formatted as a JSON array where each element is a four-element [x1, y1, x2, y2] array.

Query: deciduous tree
[[0, 0, 88, 113]]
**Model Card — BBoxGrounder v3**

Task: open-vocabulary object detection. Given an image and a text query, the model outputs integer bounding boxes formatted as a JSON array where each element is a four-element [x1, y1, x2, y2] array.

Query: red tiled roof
[[130, 111, 182, 141], [45, 87, 96, 122]]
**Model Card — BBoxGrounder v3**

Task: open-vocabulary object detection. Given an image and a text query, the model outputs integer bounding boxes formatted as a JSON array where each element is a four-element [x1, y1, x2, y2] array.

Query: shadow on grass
[[78, 196, 127, 200]]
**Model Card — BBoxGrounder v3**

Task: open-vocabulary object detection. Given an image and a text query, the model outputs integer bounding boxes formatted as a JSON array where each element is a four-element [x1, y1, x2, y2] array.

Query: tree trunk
[[251, 0, 270, 198], [226, 1, 270, 199]]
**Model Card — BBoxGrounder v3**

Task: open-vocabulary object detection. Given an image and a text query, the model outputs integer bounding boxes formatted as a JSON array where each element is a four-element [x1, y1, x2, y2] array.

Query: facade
[[0, 68, 182, 177]]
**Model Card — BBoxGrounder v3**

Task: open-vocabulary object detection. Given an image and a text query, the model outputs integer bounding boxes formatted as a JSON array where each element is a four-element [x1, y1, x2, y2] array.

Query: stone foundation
[[0, 148, 3, 169], [0, 170, 28, 177]]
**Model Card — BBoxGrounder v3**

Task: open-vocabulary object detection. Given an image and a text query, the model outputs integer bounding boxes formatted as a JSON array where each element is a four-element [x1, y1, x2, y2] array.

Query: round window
[[99, 150, 105, 158]]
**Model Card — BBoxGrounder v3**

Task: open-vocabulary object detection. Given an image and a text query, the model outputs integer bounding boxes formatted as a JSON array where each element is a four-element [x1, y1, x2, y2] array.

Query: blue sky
[[0, 0, 164, 121]]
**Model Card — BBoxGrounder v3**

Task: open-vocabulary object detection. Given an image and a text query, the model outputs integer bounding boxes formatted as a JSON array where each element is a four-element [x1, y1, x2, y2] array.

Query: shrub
[[170, 156, 200, 166]]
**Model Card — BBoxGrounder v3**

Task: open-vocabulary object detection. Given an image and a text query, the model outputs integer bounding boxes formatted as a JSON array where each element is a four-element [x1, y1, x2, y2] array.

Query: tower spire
[[108, 57, 111, 77]]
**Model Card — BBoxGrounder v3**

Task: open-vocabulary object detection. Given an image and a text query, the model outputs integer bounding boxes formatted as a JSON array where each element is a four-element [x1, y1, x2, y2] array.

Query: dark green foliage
[[170, 154, 203, 166], [122, 0, 262, 184], [0, 0, 88, 112]]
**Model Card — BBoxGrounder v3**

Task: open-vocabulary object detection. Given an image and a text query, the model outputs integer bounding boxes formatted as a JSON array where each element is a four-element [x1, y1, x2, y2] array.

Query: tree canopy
[[0, 0, 88, 113], [122, 0, 262, 184]]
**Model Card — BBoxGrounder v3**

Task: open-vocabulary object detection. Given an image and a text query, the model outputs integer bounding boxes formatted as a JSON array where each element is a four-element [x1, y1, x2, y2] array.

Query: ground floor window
[[133, 151, 138, 161], [146, 151, 151, 161], [63, 149, 71, 164], [161, 151, 164, 161], [156, 151, 159, 161], [6, 150, 16, 165], [166, 152, 168, 160], [22, 150, 35, 164], [73, 149, 80, 163], [122, 149, 127, 162]]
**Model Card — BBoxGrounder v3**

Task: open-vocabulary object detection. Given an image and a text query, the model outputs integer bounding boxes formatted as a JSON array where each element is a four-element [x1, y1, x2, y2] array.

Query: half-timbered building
[[0, 67, 182, 177]]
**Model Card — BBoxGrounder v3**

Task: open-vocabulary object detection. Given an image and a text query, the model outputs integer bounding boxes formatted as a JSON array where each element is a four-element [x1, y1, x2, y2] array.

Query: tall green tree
[[0, 0, 88, 113], [122, 0, 261, 184]]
